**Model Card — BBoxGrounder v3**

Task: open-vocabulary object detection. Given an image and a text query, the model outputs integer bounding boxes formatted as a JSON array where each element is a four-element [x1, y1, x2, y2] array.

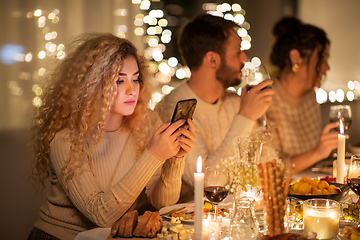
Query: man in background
[[156, 14, 274, 200]]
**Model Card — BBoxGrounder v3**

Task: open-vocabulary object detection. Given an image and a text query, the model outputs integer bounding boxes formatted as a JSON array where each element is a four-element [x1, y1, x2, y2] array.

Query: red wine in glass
[[346, 154, 360, 198], [246, 84, 271, 92], [204, 186, 229, 204], [204, 166, 229, 220], [347, 178, 360, 196]]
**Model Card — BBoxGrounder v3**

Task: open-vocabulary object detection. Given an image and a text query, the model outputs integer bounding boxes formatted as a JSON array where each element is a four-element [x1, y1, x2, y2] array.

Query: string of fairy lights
[[3, 1, 359, 110]]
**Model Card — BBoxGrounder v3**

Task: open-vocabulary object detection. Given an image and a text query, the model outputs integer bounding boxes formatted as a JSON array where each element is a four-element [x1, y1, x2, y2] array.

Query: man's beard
[[216, 60, 242, 89]]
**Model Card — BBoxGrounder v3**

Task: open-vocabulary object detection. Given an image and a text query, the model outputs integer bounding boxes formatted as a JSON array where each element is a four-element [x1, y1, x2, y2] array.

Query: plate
[[159, 202, 231, 223], [288, 182, 349, 201], [311, 159, 334, 174], [159, 203, 194, 223]]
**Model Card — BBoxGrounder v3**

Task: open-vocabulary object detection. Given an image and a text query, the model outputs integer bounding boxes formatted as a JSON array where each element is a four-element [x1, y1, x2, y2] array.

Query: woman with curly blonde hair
[[28, 33, 195, 240]]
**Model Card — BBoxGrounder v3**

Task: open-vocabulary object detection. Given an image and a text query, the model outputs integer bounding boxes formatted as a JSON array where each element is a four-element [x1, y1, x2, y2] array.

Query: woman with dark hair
[[27, 33, 195, 240], [266, 17, 339, 173]]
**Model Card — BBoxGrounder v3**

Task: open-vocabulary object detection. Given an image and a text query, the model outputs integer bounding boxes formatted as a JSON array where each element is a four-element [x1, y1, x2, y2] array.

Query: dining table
[[74, 157, 352, 240]]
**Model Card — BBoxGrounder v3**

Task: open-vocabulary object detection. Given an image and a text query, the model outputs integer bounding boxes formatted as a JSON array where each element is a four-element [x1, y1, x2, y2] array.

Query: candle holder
[[303, 199, 340, 240]]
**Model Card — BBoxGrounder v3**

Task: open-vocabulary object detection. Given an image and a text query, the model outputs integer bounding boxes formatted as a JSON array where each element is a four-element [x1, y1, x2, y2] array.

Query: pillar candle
[[336, 119, 346, 184], [194, 156, 204, 240]]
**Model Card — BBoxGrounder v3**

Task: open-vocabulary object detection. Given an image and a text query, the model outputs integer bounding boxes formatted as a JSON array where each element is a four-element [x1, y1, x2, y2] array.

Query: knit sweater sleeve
[[50, 135, 163, 228], [144, 113, 185, 209], [145, 156, 185, 209]]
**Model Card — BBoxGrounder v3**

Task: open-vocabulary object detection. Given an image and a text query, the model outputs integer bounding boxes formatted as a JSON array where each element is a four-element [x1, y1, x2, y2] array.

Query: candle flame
[[196, 156, 202, 173], [339, 119, 344, 135]]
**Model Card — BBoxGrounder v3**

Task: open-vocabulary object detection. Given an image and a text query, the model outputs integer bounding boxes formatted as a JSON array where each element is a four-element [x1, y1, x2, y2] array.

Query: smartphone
[[170, 98, 197, 125]]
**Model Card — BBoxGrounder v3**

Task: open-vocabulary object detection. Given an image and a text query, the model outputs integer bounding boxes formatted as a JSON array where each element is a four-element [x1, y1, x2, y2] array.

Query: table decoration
[[303, 199, 340, 239], [230, 196, 259, 240], [194, 156, 204, 240], [221, 136, 264, 200], [337, 119, 346, 184], [220, 136, 270, 239], [257, 159, 294, 237]]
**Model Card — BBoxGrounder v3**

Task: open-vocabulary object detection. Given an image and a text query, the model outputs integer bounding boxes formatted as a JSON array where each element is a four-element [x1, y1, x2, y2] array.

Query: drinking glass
[[329, 105, 352, 132], [346, 154, 360, 197], [204, 166, 229, 220], [242, 57, 272, 130]]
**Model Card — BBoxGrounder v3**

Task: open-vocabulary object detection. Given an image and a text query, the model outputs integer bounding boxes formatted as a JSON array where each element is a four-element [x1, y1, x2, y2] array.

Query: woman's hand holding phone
[[148, 119, 195, 161], [174, 118, 195, 157]]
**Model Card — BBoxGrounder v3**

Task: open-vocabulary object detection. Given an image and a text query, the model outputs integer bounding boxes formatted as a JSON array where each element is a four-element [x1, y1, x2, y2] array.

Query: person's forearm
[[147, 157, 185, 209], [57, 150, 162, 227], [290, 149, 322, 173]]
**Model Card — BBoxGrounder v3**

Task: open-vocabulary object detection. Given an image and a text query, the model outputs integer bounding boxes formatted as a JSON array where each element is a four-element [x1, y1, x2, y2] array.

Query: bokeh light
[[336, 89, 345, 102]]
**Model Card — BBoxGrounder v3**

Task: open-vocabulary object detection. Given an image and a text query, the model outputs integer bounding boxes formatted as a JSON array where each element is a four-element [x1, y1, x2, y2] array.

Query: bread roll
[[260, 233, 310, 240], [112, 210, 138, 238], [140, 212, 161, 237], [124, 210, 138, 237], [133, 210, 153, 237], [147, 213, 163, 238]]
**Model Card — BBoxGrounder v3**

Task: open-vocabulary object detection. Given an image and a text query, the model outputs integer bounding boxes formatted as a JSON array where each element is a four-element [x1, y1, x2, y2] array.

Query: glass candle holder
[[333, 159, 350, 178], [303, 199, 340, 240], [202, 215, 221, 240]]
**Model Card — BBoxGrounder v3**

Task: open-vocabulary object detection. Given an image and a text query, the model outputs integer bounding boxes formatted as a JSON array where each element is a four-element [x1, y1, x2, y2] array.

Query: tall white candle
[[337, 119, 346, 184], [194, 156, 204, 240]]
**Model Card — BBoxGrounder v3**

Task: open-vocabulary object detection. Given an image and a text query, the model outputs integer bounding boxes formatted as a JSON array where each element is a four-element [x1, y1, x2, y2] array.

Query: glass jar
[[230, 196, 259, 240]]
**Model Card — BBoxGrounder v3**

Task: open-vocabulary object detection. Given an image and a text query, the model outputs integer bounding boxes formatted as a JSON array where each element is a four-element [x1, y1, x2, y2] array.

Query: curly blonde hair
[[29, 33, 153, 189]]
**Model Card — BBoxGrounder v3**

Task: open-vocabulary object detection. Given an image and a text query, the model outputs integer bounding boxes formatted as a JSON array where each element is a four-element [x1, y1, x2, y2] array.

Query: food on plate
[[260, 233, 309, 240], [343, 202, 360, 221], [320, 176, 336, 183], [343, 226, 360, 240], [111, 210, 162, 238], [169, 202, 228, 220], [157, 217, 188, 240], [289, 177, 341, 195]]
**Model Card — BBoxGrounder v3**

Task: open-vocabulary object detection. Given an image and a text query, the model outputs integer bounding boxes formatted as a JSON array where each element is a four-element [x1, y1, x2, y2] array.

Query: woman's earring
[[292, 63, 299, 73]]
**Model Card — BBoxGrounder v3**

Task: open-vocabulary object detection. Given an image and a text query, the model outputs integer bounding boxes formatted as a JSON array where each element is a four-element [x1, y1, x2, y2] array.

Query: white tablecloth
[[74, 227, 111, 240]]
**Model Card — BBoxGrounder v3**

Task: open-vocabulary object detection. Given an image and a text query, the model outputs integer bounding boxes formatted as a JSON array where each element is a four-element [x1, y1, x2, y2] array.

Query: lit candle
[[202, 218, 221, 240], [303, 199, 340, 239], [337, 119, 346, 184], [194, 156, 204, 240]]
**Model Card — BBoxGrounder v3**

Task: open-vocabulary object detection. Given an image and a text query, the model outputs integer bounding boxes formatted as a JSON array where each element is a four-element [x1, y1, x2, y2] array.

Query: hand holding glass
[[242, 58, 272, 129]]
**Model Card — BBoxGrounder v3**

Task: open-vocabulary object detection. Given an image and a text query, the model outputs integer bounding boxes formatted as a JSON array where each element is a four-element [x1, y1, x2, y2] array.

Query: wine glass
[[242, 57, 272, 130], [329, 105, 352, 132], [346, 154, 360, 198], [204, 165, 230, 220]]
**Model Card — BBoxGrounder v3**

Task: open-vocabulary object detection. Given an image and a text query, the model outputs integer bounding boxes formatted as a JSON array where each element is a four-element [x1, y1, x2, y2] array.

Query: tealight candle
[[194, 156, 204, 240], [303, 199, 340, 240], [337, 119, 346, 184], [202, 217, 221, 240]]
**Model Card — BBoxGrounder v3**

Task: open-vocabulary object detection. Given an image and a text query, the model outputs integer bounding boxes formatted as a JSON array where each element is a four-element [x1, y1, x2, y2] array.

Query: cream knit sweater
[[155, 81, 255, 189], [34, 115, 184, 239]]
